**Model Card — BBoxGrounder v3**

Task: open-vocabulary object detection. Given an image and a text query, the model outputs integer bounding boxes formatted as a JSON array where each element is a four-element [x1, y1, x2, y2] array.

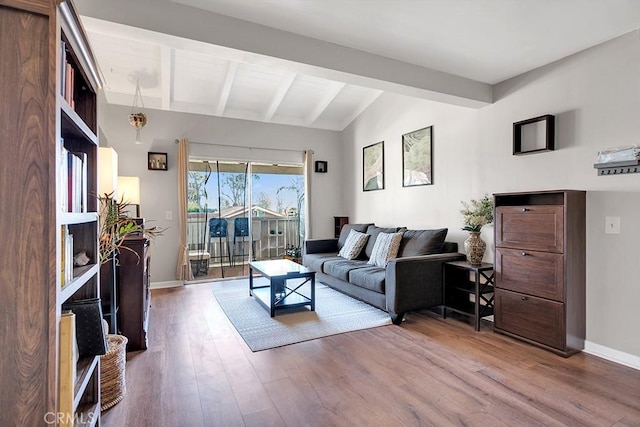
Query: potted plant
[[460, 194, 493, 265], [99, 193, 164, 265]]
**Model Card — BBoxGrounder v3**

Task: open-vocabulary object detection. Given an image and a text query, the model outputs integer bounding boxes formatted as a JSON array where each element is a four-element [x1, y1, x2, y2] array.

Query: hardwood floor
[[102, 282, 640, 426]]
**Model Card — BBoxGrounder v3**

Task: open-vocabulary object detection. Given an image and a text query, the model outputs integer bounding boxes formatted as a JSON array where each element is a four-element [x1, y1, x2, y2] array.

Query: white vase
[[464, 232, 486, 266]]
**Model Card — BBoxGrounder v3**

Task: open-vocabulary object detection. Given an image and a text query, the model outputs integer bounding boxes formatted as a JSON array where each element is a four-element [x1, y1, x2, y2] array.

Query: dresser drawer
[[495, 247, 564, 301], [494, 289, 565, 350], [495, 206, 564, 253]]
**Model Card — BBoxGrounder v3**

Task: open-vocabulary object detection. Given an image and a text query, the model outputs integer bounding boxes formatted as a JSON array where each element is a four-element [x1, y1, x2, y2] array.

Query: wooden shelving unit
[[0, 0, 104, 424]]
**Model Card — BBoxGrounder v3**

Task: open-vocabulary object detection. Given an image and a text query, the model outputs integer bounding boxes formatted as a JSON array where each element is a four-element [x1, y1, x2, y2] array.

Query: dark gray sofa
[[303, 223, 465, 324]]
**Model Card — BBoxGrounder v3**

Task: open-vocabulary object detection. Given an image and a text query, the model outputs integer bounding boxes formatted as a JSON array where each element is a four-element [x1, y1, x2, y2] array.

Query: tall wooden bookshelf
[[0, 0, 103, 424]]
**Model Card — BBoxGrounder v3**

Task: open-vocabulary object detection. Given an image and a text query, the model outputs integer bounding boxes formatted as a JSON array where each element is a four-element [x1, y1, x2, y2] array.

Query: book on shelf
[[59, 311, 77, 427], [64, 62, 75, 108], [61, 226, 74, 287], [62, 298, 108, 357], [61, 150, 87, 213]]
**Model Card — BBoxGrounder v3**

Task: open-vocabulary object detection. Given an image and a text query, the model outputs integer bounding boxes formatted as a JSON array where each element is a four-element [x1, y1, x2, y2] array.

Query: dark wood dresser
[[118, 237, 151, 351], [493, 190, 585, 356]]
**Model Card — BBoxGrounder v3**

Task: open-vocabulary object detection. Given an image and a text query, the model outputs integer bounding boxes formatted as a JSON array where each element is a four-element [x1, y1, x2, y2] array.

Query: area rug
[[212, 278, 391, 351]]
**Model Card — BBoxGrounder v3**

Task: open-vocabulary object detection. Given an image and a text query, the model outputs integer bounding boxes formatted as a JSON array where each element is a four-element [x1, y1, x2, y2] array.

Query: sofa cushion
[[338, 230, 369, 260], [304, 253, 340, 273], [348, 266, 386, 293], [398, 228, 448, 257], [364, 225, 402, 258], [337, 223, 374, 250], [367, 232, 404, 267], [323, 258, 369, 281]]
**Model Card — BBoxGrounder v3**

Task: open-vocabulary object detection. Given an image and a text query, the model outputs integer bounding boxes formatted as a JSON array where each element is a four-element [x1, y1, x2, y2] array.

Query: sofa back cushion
[[398, 228, 448, 257], [337, 223, 373, 250], [338, 230, 370, 260], [364, 225, 403, 258], [367, 232, 404, 267]]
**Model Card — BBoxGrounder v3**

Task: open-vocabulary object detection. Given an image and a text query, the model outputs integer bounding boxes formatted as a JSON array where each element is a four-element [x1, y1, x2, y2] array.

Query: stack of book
[[60, 41, 75, 109], [59, 138, 88, 213]]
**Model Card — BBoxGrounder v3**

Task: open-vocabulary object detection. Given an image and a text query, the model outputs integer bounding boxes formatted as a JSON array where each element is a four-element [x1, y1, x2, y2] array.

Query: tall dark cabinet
[[493, 190, 586, 357], [118, 237, 151, 351]]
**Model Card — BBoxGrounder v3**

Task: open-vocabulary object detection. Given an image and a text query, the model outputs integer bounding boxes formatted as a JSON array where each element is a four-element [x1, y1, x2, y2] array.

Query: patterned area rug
[[212, 278, 391, 351]]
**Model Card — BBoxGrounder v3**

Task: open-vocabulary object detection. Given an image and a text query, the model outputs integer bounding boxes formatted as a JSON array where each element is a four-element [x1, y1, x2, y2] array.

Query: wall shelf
[[594, 159, 640, 175]]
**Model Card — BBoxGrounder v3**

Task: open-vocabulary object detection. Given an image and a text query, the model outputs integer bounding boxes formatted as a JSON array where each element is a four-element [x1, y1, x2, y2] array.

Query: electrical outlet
[[165, 210, 173, 221], [605, 216, 620, 234]]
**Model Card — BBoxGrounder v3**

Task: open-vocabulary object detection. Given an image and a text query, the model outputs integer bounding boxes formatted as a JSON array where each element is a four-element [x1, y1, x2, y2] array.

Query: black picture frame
[[314, 160, 328, 173], [363, 141, 384, 191], [513, 115, 555, 155], [402, 125, 433, 187], [148, 152, 168, 171]]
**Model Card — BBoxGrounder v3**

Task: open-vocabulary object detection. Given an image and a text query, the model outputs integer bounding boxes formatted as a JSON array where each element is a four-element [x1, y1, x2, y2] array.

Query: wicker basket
[[100, 334, 128, 411]]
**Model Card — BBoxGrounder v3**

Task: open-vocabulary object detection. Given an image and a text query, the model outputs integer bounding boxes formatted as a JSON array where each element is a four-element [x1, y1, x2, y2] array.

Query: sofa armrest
[[385, 252, 466, 317], [304, 238, 339, 255]]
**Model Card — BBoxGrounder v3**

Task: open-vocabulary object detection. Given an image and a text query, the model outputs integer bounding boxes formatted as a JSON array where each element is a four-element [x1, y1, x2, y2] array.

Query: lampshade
[[117, 176, 141, 205], [98, 147, 118, 197]]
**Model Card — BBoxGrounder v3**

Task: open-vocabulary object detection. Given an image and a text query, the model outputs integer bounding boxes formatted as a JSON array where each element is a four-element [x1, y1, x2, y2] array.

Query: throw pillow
[[367, 232, 404, 268], [398, 228, 448, 257], [363, 225, 402, 259], [338, 230, 369, 260], [337, 223, 374, 250]]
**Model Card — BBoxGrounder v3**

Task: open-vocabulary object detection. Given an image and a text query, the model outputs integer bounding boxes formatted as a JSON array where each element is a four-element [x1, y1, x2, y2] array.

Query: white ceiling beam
[[77, 0, 492, 107], [263, 72, 296, 121], [216, 61, 238, 116], [160, 46, 172, 110], [306, 81, 345, 126], [340, 90, 383, 130]]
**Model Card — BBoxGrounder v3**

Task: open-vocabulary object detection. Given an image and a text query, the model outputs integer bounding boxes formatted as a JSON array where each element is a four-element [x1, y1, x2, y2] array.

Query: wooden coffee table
[[249, 259, 315, 317]]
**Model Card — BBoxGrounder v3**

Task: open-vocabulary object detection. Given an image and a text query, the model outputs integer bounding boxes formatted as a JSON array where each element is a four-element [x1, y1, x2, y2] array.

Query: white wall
[[98, 105, 343, 285], [342, 31, 640, 360]]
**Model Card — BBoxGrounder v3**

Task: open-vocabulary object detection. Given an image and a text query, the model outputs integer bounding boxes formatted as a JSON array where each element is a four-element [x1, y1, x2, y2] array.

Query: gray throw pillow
[[398, 228, 448, 257], [364, 225, 402, 259], [337, 223, 373, 250]]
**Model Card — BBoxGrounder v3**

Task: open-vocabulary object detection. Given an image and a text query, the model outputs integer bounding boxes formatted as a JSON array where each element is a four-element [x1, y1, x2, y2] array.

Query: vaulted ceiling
[[77, 0, 640, 131]]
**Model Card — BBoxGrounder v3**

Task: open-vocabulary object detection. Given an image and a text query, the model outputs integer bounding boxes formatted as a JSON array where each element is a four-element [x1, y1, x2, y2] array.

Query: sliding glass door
[[186, 159, 304, 281]]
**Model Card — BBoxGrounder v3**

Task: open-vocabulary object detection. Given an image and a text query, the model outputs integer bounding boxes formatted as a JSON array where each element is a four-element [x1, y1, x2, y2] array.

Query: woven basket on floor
[[100, 334, 128, 411]]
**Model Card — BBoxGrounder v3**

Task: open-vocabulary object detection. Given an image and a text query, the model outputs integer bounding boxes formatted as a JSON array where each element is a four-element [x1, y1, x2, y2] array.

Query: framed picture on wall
[[363, 141, 384, 191], [315, 160, 328, 173], [148, 152, 168, 171], [402, 126, 433, 187]]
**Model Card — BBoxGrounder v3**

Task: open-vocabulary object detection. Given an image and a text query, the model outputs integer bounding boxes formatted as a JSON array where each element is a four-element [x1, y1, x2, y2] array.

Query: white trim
[[584, 341, 640, 371], [150, 280, 183, 289]]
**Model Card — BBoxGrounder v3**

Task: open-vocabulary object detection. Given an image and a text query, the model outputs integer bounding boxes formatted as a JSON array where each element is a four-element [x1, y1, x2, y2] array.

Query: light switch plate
[[165, 210, 173, 221], [605, 216, 620, 234]]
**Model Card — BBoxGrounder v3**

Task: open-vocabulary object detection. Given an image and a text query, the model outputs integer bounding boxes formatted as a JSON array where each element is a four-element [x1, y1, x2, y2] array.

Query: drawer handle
[[521, 296, 528, 301], [521, 252, 529, 256], [522, 208, 529, 212]]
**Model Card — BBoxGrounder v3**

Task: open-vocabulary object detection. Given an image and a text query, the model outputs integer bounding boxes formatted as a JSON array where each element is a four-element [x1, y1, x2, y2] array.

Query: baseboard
[[584, 341, 640, 371], [150, 280, 183, 289]]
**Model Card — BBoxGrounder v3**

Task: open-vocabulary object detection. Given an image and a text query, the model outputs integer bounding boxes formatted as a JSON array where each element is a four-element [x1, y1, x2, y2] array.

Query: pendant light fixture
[[128, 78, 147, 144]]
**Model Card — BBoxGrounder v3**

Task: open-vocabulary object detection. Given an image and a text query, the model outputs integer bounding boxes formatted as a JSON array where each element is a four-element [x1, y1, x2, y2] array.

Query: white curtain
[[176, 138, 194, 282], [304, 149, 313, 239]]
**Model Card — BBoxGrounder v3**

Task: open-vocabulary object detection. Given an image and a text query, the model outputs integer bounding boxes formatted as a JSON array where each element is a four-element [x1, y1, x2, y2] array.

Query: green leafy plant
[[460, 194, 494, 232], [99, 192, 164, 265]]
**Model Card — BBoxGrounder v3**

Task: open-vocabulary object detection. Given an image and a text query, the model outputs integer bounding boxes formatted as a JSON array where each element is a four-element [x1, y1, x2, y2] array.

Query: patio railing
[[187, 213, 302, 264]]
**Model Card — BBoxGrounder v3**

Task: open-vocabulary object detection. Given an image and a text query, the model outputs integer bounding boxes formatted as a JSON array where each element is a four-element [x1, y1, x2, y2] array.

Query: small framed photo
[[148, 152, 168, 171], [315, 160, 328, 173]]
